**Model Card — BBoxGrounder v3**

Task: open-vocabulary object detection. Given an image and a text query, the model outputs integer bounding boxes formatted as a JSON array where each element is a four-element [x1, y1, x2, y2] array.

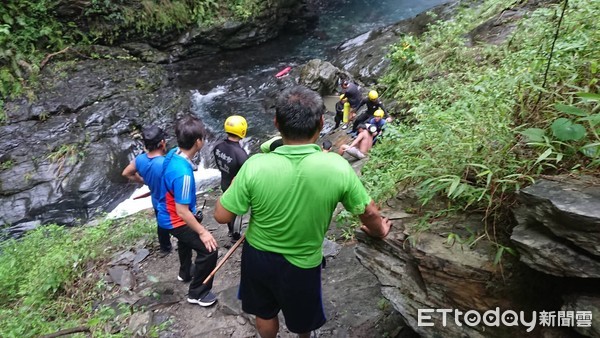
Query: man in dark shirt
[[213, 115, 249, 240], [351, 90, 387, 133], [341, 80, 362, 109]]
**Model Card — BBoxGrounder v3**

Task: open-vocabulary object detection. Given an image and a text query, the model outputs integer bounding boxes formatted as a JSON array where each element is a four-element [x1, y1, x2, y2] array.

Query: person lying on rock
[[214, 85, 391, 338], [339, 123, 374, 160]]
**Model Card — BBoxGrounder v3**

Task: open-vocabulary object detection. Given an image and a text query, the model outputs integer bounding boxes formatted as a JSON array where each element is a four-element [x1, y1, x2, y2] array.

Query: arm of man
[[359, 200, 392, 238], [175, 202, 217, 252], [214, 198, 236, 224], [122, 161, 144, 184]]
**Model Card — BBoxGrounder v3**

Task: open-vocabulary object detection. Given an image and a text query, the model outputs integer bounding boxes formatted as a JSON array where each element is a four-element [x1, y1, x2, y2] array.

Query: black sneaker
[[187, 291, 217, 307], [232, 232, 241, 241]]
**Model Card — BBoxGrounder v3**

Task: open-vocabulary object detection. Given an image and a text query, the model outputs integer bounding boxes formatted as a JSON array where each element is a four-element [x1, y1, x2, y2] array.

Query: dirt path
[[115, 123, 413, 337], [126, 189, 409, 338]]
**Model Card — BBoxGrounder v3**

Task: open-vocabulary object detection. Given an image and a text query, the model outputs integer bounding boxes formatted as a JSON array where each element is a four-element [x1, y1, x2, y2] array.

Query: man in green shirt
[[214, 85, 391, 338]]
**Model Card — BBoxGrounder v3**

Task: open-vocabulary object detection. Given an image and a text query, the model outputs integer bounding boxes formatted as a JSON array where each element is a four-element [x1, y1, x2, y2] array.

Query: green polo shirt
[[219, 143, 371, 268]]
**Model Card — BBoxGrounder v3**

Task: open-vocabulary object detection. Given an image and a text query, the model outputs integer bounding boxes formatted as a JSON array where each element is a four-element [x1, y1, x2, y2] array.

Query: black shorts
[[239, 241, 326, 333]]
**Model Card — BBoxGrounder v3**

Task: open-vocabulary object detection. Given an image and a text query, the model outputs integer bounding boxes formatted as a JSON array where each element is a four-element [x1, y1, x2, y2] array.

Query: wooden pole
[[203, 233, 246, 285]]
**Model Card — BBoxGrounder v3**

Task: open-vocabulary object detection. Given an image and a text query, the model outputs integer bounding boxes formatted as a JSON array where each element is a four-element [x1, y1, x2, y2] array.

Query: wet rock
[[121, 43, 170, 63], [0, 57, 191, 235], [154, 0, 318, 61], [299, 59, 341, 95], [332, 2, 458, 86], [134, 292, 180, 310]]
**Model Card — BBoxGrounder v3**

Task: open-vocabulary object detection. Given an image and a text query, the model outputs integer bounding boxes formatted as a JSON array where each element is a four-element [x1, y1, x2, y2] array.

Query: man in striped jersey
[[157, 115, 219, 307]]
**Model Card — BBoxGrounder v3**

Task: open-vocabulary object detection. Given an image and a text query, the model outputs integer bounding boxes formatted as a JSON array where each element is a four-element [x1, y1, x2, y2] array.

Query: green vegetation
[[46, 143, 86, 176], [334, 210, 361, 241], [0, 0, 84, 121], [0, 214, 156, 337], [85, 0, 270, 40], [363, 0, 599, 248], [0, 159, 14, 171], [0, 0, 272, 120]]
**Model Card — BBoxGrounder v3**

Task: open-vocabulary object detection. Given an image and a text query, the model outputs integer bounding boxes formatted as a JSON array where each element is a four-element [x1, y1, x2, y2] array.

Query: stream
[[108, 0, 450, 218]]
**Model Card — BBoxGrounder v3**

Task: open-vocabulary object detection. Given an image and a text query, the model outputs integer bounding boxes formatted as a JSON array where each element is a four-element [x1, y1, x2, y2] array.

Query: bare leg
[[256, 316, 279, 338]]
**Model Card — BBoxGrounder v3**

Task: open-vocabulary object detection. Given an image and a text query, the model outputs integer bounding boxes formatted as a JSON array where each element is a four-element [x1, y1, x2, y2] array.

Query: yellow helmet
[[368, 90, 379, 100], [374, 109, 384, 118], [339, 94, 347, 101], [224, 115, 247, 138]]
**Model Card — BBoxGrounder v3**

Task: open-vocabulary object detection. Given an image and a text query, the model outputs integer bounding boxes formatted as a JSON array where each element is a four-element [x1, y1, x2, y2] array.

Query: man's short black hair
[[275, 86, 325, 141], [357, 123, 367, 131], [142, 125, 165, 151], [322, 140, 332, 150], [175, 115, 206, 150]]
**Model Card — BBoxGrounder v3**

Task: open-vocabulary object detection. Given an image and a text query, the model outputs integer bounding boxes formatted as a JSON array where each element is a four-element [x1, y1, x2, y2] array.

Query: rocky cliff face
[[54, 0, 317, 62], [511, 176, 600, 337], [0, 0, 320, 236], [0, 53, 190, 236], [354, 204, 525, 338]]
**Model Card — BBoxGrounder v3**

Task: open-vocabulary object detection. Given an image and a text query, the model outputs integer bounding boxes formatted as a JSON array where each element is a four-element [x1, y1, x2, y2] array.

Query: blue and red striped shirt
[[156, 148, 196, 229]]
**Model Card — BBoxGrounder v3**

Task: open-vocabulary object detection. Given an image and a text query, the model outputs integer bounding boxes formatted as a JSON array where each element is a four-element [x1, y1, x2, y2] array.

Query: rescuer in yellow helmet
[[213, 115, 249, 241], [350, 89, 387, 135]]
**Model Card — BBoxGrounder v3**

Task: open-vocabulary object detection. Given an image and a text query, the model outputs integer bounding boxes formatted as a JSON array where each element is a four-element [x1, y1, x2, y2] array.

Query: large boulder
[[355, 210, 526, 338], [511, 176, 600, 277], [299, 59, 343, 95]]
